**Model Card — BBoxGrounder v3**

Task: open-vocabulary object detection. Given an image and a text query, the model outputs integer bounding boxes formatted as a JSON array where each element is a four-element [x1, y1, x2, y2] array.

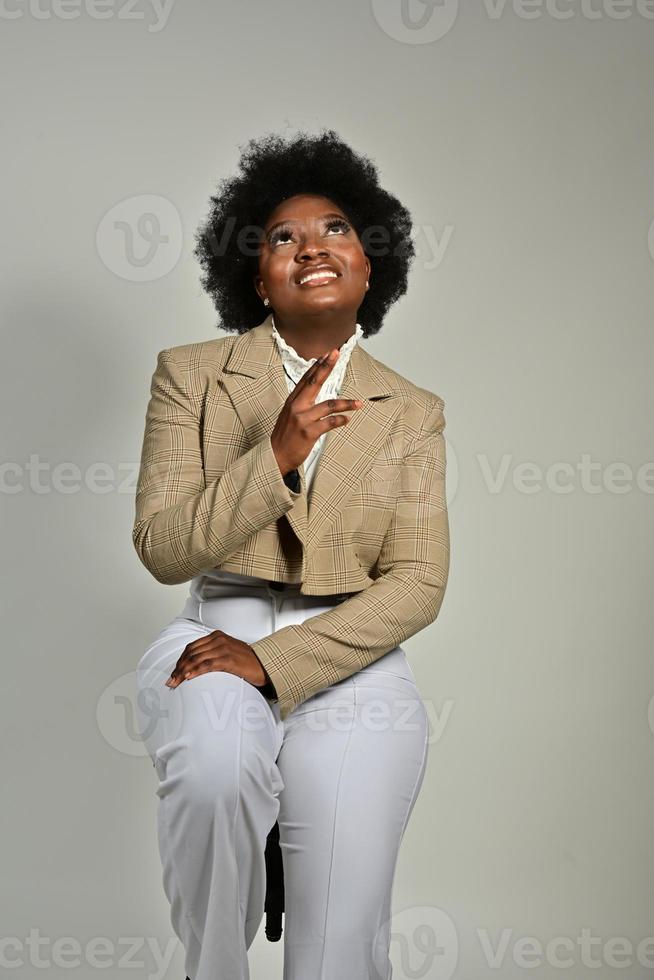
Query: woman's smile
[[297, 270, 341, 287]]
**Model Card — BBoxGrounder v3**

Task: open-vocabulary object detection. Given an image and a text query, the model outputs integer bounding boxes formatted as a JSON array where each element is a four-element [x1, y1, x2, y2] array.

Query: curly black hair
[[193, 128, 415, 338]]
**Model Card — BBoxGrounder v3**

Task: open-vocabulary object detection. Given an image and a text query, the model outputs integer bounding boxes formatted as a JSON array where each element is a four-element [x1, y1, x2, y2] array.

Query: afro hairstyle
[[193, 128, 415, 337]]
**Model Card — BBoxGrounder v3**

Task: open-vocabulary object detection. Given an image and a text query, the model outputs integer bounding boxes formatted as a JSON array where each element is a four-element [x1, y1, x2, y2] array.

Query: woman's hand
[[165, 630, 270, 688], [270, 347, 364, 477]]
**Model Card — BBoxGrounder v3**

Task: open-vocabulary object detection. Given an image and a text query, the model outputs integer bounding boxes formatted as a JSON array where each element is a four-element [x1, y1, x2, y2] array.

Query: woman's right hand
[[270, 347, 364, 476]]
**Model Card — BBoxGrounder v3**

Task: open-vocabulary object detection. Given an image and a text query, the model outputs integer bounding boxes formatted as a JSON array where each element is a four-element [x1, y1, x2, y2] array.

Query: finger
[[176, 662, 238, 686], [292, 415, 352, 447], [178, 657, 217, 681], [309, 397, 364, 420], [169, 631, 225, 676], [289, 349, 337, 403], [178, 639, 226, 670], [308, 349, 337, 383], [285, 354, 327, 404], [304, 349, 334, 376]]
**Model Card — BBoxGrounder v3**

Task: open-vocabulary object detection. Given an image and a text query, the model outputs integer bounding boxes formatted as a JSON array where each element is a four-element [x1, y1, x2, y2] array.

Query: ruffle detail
[[271, 316, 363, 389]]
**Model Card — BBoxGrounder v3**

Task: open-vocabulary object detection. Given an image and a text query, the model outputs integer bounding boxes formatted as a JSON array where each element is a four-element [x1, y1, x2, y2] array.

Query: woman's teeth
[[298, 271, 338, 285]]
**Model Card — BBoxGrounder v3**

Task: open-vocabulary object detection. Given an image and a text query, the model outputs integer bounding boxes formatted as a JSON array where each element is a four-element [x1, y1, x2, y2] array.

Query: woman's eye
[[270, 228, 293, 246], [269, 218, 350, 246], [325, 218, 350, 235]]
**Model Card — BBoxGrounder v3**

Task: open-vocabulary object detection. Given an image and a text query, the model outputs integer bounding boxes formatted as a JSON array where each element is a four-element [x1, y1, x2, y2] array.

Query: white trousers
[[135, 583, 430, 980]]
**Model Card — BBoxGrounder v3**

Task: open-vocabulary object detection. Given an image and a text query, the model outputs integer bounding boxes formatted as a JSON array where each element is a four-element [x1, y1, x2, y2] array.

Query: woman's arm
[[132, 348, 301, 585], [250, 397, 450, 720]]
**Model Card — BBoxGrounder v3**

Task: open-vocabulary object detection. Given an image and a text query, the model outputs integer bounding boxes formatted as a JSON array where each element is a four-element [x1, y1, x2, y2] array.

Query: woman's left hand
[[165, 630, 269, 688]]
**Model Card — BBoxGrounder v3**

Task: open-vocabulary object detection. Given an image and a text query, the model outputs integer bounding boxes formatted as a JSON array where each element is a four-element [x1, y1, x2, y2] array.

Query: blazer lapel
[[219, 314, 403, 557], [305, 342, 403, 558]]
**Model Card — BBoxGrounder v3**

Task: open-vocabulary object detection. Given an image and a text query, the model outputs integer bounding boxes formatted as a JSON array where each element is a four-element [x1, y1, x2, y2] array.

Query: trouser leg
[[135, 619, 283, 980], [276, 672, 430, 980]]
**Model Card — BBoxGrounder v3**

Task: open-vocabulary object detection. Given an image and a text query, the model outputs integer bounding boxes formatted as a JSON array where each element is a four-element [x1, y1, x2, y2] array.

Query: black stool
[[263, 820, 285, 941]]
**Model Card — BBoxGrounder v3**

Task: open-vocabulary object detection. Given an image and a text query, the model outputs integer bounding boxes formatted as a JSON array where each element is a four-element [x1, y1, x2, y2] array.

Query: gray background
[[2, 2, 653, 978]]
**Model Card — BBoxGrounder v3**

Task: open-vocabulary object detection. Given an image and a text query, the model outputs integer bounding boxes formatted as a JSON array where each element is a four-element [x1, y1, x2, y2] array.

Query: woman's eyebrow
[[265, 211, 346, 235]]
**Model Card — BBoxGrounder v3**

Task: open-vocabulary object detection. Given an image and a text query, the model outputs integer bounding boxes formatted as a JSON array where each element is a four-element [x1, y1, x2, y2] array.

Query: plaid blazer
[[132, 312, 450, 720]]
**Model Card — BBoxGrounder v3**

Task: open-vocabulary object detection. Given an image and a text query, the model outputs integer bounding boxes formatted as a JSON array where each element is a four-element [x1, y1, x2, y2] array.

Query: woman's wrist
[[251, 649, 276, 692]]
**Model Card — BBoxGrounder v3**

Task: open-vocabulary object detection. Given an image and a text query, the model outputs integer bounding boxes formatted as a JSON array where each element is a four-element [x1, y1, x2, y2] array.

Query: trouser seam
[[317, 683, 357, 980], [378, 697, 430, 980], [234, 677, 245, 934]]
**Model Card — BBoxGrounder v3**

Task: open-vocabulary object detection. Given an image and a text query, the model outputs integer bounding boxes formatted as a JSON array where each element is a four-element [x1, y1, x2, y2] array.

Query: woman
[[133, 129, 450, 980]]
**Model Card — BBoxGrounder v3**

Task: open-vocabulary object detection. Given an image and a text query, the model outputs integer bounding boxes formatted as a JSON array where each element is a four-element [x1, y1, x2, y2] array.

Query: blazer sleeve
[[132, 348, 302, 585], [250, 397, 450, 720]]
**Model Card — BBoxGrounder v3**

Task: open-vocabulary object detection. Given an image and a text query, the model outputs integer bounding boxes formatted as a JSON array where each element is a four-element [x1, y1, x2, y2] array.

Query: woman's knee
[[175, 675, 278, 812]]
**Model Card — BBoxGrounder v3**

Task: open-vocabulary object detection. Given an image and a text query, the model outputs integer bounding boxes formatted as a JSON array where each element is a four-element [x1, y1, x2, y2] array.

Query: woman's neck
[[270, 312, 358, 361]]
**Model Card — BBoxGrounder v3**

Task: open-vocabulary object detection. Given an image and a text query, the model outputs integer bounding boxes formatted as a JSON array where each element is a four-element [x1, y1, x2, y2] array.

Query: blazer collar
[[222, 312, 394, 397], [220, 313, 403, 553]]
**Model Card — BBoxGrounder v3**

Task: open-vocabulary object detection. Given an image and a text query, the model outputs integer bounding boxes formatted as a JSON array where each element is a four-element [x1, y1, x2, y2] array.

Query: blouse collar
[[271, 314, 364, 382]]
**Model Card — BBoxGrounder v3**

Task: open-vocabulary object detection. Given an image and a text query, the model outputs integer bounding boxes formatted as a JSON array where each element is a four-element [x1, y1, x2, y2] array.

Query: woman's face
[[254, 193, 370, 320]]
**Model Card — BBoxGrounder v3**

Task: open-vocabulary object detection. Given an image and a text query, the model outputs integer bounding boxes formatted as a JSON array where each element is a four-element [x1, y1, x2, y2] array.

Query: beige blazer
[[133, 313, 450, 719]]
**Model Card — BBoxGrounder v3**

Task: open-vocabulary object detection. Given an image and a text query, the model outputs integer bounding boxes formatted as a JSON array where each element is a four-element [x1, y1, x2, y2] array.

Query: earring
[[365, 281, 369, 289], [263, 297, 270, 306]]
